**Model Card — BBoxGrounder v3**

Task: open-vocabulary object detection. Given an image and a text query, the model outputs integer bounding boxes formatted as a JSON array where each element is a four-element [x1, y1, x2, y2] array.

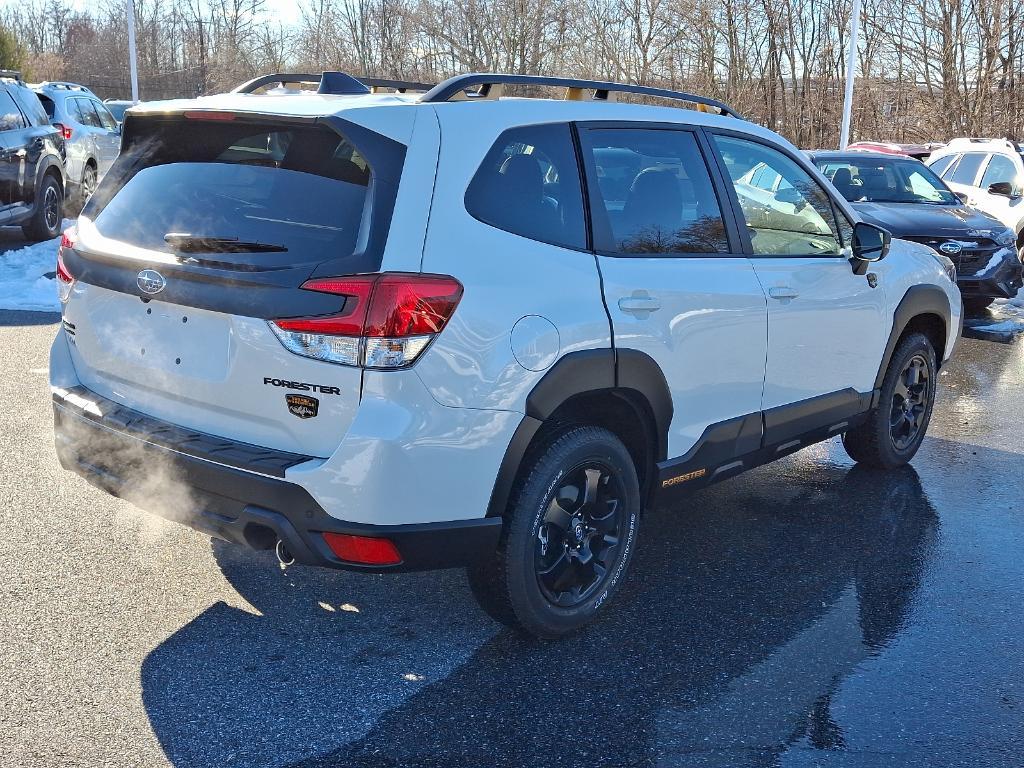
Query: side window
[[948, 152, 985, 186], [465, 123, 586, 250], [939, 155, 961, 181], [0, 89, 27, 131], [980, 154, 1020, 188], [584, 128, 729, 254], [75, 99, 102, 128], [93, 100, 118, 130], [712, 134, 842, 256], [928, 154, 956, 177], [10, 86, 48, 126]]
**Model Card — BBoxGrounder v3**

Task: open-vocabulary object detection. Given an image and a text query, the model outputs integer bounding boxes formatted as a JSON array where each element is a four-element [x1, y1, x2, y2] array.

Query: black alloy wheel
[[889, 353, 931, 451], [535, 463, 626, 608]]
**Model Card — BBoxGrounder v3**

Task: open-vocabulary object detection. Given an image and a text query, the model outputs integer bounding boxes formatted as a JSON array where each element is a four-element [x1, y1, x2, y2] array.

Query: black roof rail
[[232, 72, 434, 96], [419, 73, 743, 118], [0, 69, 23, 81]]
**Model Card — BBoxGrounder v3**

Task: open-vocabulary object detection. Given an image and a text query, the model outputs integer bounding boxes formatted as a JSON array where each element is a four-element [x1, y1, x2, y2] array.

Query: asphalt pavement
[[2, 273, 1024, 766]]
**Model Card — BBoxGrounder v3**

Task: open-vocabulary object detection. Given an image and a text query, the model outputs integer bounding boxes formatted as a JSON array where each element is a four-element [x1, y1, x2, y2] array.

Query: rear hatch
[[60, 108, 407, 458]]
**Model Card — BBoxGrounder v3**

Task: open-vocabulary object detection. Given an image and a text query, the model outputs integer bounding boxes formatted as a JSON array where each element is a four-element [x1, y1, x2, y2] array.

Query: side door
[[976, 153, 1024, 234], [70, 97, 101, 177], [88, 99, 121, 174], [0, 85, 30, 215], [579, 123, 768, 462], [706, 132, 887, 437]]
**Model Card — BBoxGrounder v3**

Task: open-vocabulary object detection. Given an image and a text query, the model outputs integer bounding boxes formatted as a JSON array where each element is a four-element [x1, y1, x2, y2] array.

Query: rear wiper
[[164, 233, 288, 253]]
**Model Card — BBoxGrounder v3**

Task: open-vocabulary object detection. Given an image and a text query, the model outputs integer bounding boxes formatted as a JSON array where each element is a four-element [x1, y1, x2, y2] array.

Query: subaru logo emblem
[[938, 241, 962, 256], [137, 269, 166, 295]]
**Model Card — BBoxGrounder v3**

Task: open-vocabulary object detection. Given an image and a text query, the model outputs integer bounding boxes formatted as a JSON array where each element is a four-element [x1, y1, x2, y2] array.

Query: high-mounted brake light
[[269, 273, 463, 369], [56, 230, 75, 304], [182, 110, 237, 121], [322, 532, 402, 566], [53, 122, 72, 140]]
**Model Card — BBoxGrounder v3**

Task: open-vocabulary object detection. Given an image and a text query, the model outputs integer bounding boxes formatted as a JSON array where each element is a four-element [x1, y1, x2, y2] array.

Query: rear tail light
[[270, 273, 463, 369], [322, 532, 402, 566], [56, 230, 75, 304], [53, 122, 72, 140]]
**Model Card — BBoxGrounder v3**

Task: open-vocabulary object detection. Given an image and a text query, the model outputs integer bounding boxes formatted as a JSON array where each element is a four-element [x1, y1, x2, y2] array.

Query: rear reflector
[[322, 532, 402, 566], [270, 273, 462, 368]]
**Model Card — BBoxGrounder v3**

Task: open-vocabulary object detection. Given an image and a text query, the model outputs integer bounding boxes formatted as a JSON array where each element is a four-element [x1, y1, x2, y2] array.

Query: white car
[[33, 82, 121, 204], [50, 72, 961, 638], [927, 138, 1024, 259]]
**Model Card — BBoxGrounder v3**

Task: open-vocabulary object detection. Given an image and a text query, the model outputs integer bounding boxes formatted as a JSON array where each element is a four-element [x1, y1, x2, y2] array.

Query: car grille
[[902, 236, 1003, 276]]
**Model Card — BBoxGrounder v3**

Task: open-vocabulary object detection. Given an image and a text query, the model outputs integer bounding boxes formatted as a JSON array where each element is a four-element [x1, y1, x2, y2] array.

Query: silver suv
[[33, 82, 120, 204]]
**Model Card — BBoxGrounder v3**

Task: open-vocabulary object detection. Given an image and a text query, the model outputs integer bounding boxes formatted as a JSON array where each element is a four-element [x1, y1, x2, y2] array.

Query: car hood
[[851, 202, 1006, 239]]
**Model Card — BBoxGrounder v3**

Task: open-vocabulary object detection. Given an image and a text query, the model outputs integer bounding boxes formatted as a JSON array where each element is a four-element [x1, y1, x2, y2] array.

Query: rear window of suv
[[84, 119, 372, 260]]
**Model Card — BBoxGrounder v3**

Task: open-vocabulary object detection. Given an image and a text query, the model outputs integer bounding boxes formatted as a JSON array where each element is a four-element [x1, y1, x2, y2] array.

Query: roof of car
[[810, 150, 917, 162]]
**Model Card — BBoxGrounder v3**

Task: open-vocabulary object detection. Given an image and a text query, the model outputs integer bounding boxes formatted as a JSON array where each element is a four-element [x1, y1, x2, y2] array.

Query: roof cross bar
[[419, 73, 743, 118], [360, 77, 435, 93]]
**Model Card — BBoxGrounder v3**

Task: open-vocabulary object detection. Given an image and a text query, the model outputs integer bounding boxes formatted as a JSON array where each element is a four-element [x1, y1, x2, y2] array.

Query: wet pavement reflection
[[140, 337, 1024, 768]]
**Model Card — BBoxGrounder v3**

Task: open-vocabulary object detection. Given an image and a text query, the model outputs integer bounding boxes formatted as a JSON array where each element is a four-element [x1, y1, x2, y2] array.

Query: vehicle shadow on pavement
[[140, 458, 948, 768]]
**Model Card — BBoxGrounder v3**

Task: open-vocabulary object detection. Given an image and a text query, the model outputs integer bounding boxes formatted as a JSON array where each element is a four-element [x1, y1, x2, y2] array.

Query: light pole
[[839, 0, 862, 149], [126, 0, 139, 103]]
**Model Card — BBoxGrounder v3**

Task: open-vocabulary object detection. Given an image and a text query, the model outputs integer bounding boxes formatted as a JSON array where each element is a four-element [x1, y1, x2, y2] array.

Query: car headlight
[[928, 249, 957, 282], [995, 228, 1017, 247]]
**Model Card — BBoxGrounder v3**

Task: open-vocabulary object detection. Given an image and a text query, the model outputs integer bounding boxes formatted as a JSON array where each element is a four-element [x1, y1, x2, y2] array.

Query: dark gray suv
[[0, 71, 65, 240]]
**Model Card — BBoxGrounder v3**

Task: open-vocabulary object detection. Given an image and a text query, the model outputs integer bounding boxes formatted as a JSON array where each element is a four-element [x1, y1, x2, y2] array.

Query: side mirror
[[987, 181, 1022, 199], [850, 221, 890, 274], [954, 191, 969, 204]]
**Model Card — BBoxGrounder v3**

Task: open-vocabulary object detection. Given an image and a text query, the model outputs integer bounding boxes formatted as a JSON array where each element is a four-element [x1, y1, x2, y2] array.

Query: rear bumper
[[53, 387, 502, 573], [958, 253, 1024, 299]]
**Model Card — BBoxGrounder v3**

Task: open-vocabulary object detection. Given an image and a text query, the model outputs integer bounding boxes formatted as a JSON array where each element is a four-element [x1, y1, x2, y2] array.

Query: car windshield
[[815, 157, 959, 205]]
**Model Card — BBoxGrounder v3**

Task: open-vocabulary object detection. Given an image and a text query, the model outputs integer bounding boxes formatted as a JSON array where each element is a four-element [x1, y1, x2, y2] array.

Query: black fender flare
[[486, 348, 673, 518], [33, 153, 65, 193], [874, 284, 951, 390]]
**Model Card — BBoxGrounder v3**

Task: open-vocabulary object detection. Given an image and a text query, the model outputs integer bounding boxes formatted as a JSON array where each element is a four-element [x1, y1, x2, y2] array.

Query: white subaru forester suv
[[51, 72, 961, 638]]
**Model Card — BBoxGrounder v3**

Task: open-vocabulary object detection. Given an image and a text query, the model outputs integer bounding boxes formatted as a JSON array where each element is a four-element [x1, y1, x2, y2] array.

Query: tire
[[467, 426, 641, 639], [22, 174, 63, 242], [963, 296, 995, 314], [842, 332, 937, 469], [79, 163, 98, 206]]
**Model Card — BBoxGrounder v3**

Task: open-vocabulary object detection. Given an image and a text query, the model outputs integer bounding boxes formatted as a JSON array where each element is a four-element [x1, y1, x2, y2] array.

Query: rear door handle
[[768, 286, 799, 300], [618, 292, 662, 316]]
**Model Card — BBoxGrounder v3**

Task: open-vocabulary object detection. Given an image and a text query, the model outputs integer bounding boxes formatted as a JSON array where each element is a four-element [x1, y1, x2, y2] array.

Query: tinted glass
[[928, 154, 956, 177], [37, 94, 55, 118], [980, 155, 1020, 188], [465, 123, 585, 250], [75, 98, 102, 128], [93, 101, 118, 130], [949, 153, 985, 186], [87, 122, 371, 260], [586, 128, 729, 254], [714, 135, 842, 256], [0, 90, 26, 131], [816, 157, 957, 204], [10, 85, 48, 125]]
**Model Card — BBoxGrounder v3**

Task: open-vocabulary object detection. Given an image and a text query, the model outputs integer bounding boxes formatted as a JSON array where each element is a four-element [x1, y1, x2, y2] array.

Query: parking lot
[[3, 277, 1024, 765]]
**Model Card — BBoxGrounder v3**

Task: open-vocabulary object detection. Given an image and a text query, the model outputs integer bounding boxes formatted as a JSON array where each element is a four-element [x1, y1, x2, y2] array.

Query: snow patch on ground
[[0, 222, 73, 312]]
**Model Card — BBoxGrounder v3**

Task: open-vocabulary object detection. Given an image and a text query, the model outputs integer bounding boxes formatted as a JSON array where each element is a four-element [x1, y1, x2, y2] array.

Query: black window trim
[[702, 126, 856, 259], [574, 120, 743, 259]]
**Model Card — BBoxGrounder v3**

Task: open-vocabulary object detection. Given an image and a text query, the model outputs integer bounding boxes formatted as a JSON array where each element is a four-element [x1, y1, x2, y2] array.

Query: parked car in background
[[102, 99, 134, 124], [32, 82, 120, 205], [0, 71, 66, 240], [846, 141, 941, 161], [926, 138, 1024, 263], [812, 151, 1023, 313]]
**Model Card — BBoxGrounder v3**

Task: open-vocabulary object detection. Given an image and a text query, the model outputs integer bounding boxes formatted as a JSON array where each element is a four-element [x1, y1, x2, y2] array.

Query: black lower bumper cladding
[[958, 257, 1024, 299], [52, 387, 501, 573]]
